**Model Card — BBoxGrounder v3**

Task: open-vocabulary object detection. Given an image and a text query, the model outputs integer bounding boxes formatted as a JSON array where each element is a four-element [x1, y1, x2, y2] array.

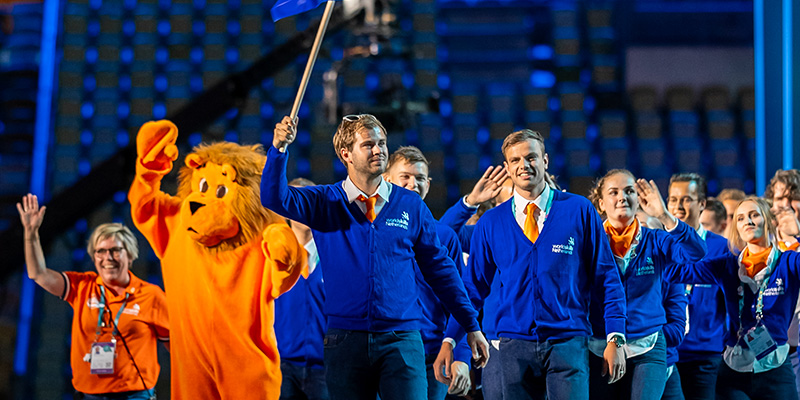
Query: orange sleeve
[[150, 285, 170, 342], [128, 158, 182, 258], [62, 271, 94, 305], [261, 223, 306, 299]]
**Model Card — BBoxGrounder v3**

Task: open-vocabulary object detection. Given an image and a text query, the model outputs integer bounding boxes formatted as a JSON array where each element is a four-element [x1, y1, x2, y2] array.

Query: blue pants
[[496, 336, 589, 400], [716, 357, 800, 400], [426, 353, 448, 400], [280, 360, 329, 400], [589, 331, 667, 400], [76, 389, 154, 400], [323, 329, 426, 400], [481, 344, 503, 400], [661, 366, 685, 400], [675, 356, 721, 400]]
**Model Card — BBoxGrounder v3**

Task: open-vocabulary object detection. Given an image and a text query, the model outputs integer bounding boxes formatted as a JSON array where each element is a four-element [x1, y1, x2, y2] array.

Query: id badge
[[744, 325, 778, 361], [89, 341, 116, 374]]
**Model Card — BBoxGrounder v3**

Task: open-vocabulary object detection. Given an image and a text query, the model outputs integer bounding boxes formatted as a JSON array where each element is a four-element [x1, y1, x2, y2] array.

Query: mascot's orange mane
[[176, 142, 285, 253]]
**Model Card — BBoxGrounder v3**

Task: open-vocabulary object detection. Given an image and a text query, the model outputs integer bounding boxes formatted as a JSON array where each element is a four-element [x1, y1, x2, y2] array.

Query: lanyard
[[511, 187, 553, 223], [736, 257, 778, 339], [96, 285, 130, 338]]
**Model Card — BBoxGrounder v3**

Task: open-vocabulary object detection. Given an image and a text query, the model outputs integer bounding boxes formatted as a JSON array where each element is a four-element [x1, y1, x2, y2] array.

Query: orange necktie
[[357, 194, 378, 222], [524, 203, 539, 243]]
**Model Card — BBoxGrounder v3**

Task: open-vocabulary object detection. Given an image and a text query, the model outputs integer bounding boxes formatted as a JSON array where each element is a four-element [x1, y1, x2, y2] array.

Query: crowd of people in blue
[[265, 113, 800, 400], [18, 109, 800, 400]]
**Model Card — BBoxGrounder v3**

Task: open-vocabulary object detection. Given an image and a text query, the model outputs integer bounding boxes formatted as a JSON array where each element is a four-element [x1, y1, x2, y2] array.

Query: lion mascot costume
[[128, 120, 305, 399]]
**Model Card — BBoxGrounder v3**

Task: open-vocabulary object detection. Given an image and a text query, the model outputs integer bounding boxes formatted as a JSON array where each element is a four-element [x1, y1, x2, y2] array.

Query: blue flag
[[271, 0, 333, 22]]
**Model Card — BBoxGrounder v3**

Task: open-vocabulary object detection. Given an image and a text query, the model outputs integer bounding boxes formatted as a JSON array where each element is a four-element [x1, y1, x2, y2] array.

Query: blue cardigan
[[445, 190, 627, 342], [439, 197, 476, 233], [416, 222, 466, 357], [664, 250, 800, 350], [261, 146, 480, 333], [274, 252, 326, 369], [677, 231, 729, 362], [663, 281, 688, 366], [590, 221, 706, 340]]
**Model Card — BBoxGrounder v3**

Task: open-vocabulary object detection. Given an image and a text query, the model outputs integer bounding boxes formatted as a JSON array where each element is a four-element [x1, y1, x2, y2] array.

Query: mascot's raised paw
[[261, 223, 304, 272], [136, 120, 179, 171]]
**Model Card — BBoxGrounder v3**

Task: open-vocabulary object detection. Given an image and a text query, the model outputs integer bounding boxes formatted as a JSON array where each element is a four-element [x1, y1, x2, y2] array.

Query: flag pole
[[280, 0, 337, 153]]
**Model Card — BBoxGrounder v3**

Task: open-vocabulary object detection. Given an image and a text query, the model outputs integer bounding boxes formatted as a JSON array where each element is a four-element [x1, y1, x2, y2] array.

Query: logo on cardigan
[[552, 237, 575, 255], [636, 257, 655, 276], [386, 211, 410, 230], [764, 278, 785, 296]]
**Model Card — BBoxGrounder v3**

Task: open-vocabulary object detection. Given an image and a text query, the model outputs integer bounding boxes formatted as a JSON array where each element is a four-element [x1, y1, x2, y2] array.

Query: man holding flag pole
[[265, 3, 488, 399], [264, 6, 489, 400], [265, 109, 490, 398]]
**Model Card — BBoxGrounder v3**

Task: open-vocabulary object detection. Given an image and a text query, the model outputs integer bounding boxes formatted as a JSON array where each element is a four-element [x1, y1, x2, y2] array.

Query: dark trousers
[[426, 353, 448, 400], [75, 389, 154, 400], [495, 336, 589, 400], [324, 329, 426, 400], [589, 332, 667, 400], [716, 357, 800, 400], [675, 356, 722, 400], [661, 367, 685, 400], [280, 360, 329, 400], [481, 344, 503, 400]]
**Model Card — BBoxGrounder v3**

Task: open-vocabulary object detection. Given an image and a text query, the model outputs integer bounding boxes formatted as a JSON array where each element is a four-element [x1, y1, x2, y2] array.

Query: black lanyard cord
[[104, 304, 156, 399]]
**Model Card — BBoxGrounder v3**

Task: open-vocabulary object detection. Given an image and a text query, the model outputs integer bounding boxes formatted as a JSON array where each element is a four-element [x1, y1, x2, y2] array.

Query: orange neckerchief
[[779, 241, 800, 252], [604, 219, 640, 258], [741, 246, 772, 278]]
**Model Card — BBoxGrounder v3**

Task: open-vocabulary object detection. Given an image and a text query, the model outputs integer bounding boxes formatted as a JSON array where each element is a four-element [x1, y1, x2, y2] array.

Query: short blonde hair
[[332, 114, 387, 165], [717, 188, 746, 203], [501, 129, 545, 160], [387, 146, 429, 172], [87, 223, 139, 261], [726, 196, 777, 254]]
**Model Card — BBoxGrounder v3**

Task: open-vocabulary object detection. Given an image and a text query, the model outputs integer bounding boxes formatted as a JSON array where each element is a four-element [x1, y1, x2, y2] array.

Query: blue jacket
[[677, 231, 729, 361], [459, 225, 476, 253], [664, 250, 800, 350], [417, 223, 466, 356], [445, 191, 627, 342], [439, 197, 478, 253], [261, 146, 480, 333], [439, 197, 476, 233], [590, 222, 706, 340], [274, 247, 325, 368], [663, 281, 688, 366]]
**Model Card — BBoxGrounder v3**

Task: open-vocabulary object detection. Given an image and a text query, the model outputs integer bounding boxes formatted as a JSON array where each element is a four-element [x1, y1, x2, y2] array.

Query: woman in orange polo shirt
[[17, 193, 169, 400]]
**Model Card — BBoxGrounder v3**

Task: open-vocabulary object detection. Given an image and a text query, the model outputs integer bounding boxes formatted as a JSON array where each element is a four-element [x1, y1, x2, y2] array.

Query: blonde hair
[[87, 223, 139, 261], [726, 196, 778, 254], [501, 129, 545, 160], [717, 188, 746, 203], [332, 114, 387, 165], [387, 146, 429, 171]]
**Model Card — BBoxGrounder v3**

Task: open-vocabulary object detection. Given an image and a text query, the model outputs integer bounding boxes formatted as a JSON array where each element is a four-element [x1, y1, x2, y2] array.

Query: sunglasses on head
[[342, 114, 368, 122]]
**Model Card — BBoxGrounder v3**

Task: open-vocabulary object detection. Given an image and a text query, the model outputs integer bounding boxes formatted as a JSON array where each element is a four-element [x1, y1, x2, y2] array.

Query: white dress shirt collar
[[342, 176, 391, 204]]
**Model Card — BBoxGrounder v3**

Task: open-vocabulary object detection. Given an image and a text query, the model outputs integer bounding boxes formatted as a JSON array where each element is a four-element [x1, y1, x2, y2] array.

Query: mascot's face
[[181, 154, 242, 247]]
